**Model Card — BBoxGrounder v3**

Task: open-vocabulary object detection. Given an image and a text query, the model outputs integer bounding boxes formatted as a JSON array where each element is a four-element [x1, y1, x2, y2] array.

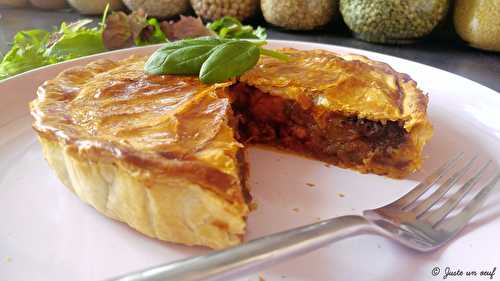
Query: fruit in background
[[340, 0, 449, 44], [261, 0, 335, 30], [29, 0, 67, 9], [190, 0, 258, 21], [67, 0, 123, 15], [454, 0, 500, 52], [0, 0, 29, 7], [123, 0, 190, 18]]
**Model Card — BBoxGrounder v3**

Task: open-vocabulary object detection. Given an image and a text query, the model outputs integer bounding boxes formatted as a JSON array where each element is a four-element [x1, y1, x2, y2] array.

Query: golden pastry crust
[[30, 56, 249, 249]]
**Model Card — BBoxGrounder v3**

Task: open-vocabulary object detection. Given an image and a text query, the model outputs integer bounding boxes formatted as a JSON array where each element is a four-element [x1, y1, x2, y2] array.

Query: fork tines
[[396, 153, 500, 230]]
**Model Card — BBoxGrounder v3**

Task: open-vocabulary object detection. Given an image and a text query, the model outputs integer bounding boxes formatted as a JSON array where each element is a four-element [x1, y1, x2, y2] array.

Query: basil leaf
[[199, 41, 260, 84], [260, 48, 290, 61], [144, 37, 227, 74], [144, 38, 223, 74], [164, 37, 225, 50], [163, 45, 216, 75], [144, 48, 176, 75], [143, 38, 288, 83]]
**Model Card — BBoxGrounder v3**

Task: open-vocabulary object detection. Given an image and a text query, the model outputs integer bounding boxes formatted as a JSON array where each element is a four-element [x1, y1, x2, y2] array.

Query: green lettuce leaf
[[207, 16, 267, 39], [45, 19, 106, 60], [0, 16, 107, 80], [13, 29, 50, 47], [134, 18, 167, 46], [0, 29, 53, 79]]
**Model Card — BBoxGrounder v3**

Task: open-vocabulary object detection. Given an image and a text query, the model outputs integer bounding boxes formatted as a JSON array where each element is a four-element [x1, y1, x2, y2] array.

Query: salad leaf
[[45, 20, 106, 60], [0, 45, 54, 79], [0, 17, 106, 80], [103, 10, 167, 50], [160, 15, 214, 41], [0, 29, 53, 79], [207, 16, 267, 39], [102, 11, 133, 49], [134, 18, 167, 46], [13, 29, 50, 48], [0, 8, 269, 81]]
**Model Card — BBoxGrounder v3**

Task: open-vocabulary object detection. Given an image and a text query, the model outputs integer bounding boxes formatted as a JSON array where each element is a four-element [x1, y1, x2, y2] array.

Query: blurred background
[[0, 0, 498, 91]]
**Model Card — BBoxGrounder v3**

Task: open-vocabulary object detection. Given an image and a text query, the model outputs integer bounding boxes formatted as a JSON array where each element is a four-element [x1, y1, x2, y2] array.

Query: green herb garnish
[[134, 18, 167, 46], [144, 37, 288, 84], [0, 30, 55, 80], [207, 16, 267, 40], [45, 19, 106, 61], [0, 9, 270, 81], [0, 16, 106, 80]]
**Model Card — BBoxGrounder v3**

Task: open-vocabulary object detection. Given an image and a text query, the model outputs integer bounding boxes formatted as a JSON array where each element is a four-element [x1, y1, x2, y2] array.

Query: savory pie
[[30, 48, 432, 249]]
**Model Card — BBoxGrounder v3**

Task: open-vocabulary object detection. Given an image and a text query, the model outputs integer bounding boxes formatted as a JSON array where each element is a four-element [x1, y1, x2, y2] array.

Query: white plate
[[1, 40, 499, 281]]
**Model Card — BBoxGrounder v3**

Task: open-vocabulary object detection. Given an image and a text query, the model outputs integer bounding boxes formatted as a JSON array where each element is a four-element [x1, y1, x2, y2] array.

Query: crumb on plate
[[250, 202, 258, 211]]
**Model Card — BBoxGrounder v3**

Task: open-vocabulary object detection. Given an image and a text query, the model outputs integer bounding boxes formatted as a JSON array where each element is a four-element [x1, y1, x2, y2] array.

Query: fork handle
[[107, 215, 372, 281]]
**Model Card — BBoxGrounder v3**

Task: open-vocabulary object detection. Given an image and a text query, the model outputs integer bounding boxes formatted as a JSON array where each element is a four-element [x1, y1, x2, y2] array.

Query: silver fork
[[108, 153, 500, 281]]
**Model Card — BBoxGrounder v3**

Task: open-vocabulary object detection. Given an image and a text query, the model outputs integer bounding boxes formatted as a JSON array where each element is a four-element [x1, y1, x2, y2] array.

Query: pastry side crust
[[39, 136, 247, 249]]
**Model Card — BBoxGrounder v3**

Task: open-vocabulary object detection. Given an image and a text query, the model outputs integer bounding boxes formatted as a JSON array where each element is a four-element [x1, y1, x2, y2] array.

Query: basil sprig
[[144, 37, 288, 84]]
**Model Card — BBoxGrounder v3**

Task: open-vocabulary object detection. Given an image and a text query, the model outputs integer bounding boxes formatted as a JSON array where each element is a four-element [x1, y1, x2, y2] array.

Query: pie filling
[[230, 83, 409, 170]]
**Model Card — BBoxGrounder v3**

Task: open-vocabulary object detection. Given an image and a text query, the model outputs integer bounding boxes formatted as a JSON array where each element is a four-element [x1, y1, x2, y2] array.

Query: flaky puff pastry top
[[30, 56, 246, 204], [240, 48, 431, 132]]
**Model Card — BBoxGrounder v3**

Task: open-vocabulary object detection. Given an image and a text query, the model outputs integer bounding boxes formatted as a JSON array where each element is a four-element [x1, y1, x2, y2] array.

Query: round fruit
[[123, 0, 190, 18], [0, 0, 29, 7], [67, 0, 123, 15], [190, 0, 258, 21], [340, 0, 448, 44], [30, 0, 67, 9], [261, 0, 335, 30], [454, 0, 500, 52]]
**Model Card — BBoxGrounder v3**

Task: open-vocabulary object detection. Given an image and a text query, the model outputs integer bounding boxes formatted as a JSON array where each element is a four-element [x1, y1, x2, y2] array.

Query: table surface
[[0, 7, 499, 92]]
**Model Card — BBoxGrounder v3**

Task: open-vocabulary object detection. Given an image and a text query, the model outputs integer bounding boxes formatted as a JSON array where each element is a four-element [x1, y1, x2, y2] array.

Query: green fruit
[[261, 0, 336, 31], [340, 0, 449, 44]]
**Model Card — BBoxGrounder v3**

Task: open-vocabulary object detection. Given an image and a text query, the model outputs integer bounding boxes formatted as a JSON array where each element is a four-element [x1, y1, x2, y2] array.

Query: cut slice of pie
[[30, 48, 432, 249], [235, 48, 433, 178]]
